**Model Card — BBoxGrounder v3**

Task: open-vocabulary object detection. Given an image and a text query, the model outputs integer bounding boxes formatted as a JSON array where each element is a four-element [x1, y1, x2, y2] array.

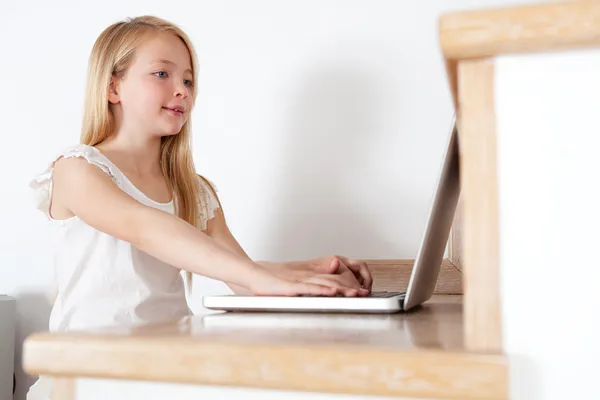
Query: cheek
[[141, 81, 166, 106], [122, 79, 165, 112]]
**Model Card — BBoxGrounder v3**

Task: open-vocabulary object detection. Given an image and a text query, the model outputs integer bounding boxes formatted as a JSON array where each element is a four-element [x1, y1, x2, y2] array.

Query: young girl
[[27, 14, 373, 399]]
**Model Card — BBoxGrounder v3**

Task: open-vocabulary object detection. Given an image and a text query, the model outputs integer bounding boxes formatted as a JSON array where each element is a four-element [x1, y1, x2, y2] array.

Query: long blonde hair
[[81, 16, 215, 290]]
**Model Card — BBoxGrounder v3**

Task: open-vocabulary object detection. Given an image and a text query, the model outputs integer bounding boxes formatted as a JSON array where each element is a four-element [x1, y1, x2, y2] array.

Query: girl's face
[[110, 32, 194, 137]]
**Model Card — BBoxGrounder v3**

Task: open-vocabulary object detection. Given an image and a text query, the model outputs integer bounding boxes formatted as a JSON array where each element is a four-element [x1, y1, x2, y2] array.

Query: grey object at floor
[[0, 295, 16, 400]]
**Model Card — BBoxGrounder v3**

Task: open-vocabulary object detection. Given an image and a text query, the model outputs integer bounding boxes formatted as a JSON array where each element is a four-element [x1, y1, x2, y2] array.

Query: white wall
[[0, 1, 535, 399], [497, 49, 600, 399]]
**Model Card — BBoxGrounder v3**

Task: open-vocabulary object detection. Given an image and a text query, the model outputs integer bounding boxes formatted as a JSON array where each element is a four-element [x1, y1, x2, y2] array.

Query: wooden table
[[23, 296, 506, 400]]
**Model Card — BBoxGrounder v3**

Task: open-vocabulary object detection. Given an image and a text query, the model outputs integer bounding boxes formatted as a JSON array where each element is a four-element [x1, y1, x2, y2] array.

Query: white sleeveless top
[[29, 144, 220, 332]]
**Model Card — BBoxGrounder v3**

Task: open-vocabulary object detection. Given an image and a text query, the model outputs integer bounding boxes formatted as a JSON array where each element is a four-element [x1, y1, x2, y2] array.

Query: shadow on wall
[[14, 292, 51, 400], [263, 65, 404, 260]]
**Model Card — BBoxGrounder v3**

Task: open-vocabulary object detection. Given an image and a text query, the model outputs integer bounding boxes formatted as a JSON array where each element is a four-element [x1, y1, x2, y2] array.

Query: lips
[[163, 106, 185, 115]]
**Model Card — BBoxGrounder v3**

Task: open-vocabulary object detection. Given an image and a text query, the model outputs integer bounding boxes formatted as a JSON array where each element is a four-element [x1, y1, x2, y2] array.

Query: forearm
[[256, 260, 306, 277], [257, 260, 283, 269], [257, 260, 300, 270], [135, 207, 267, 290], [225, 261, 297, 295]]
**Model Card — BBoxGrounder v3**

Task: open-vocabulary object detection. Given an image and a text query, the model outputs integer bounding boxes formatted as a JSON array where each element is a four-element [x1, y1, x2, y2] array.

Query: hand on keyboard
[[259, 255, 373, 297], [299, 291, 403, 298], [250, 265, 369, 297]]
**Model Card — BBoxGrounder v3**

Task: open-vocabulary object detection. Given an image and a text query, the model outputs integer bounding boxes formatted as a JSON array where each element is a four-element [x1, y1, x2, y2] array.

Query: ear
[[107, 77, 121, 104]]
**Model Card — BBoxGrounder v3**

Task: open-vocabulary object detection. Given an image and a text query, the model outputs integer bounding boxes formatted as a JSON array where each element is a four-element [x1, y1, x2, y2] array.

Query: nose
[[174, 81, 189, 99]]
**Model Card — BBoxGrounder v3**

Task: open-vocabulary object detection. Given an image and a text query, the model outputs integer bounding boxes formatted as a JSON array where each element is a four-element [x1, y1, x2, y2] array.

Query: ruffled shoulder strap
[[29, 144, 122, 218], [196, 175, 221, 230]]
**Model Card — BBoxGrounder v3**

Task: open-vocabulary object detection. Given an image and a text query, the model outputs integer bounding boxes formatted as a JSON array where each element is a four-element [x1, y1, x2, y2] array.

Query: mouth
[[163, 107, 184, 116]]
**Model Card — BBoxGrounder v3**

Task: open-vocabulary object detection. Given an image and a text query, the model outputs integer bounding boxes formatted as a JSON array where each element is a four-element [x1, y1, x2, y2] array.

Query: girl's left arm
[[206, 209, 373, 295], [205, 209, 301, 295], [204, 209, 252, 294]]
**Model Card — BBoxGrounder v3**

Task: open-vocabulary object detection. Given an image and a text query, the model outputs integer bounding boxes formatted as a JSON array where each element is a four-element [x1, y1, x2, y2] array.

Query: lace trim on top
[[29, 144, 121, 219], [197, 176, 220, 230]]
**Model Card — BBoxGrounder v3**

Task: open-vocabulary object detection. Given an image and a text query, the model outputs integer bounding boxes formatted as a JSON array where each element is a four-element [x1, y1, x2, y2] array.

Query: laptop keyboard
[[368, 291, 404, 298], [301, 291, 404, 298]]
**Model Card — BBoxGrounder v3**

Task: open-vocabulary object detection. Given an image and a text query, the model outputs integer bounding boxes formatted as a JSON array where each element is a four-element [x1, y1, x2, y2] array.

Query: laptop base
[[203, 291, 406, 314]]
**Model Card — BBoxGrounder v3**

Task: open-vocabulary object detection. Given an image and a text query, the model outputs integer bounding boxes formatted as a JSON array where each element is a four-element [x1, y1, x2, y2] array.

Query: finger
[[288, 258, 349, 283], [323, 273, 363, 290], [338, 258, 365, 285], [337, 256, 373, 290], [340, 288, 359, 297], [304, 276, 362, 297], [357, 262, 373, 290], [334, 259, 363, 287], [328, 257, 341, 273], [300, 257, 339, 274], [293, 282, 338, 297]]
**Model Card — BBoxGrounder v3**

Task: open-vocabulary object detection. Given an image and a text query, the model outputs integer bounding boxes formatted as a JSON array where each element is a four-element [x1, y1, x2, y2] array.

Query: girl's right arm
[[51, 157, 337, 297]]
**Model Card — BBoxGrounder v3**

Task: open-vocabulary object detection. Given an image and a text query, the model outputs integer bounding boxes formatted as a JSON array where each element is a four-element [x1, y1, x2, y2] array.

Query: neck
[[99, 113, 163, 174]]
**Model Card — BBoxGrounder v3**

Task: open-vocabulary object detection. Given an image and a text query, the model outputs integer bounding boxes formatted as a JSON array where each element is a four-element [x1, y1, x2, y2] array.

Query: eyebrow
[[150, 59, 192, 75]]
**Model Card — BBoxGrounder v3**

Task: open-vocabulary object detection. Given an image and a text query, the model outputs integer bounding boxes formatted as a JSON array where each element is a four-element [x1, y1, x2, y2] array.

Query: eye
[[184, 79, 194, 88], [154, 71, 168, 78]]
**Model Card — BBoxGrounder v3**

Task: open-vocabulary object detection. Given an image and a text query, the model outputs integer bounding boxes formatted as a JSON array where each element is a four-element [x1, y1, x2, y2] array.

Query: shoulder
[[197, 174, 218, 193], [197, 174, 220, 206], [53, 144, 119, 181], [194, 174, 222, 229], [53, 154, 109, 184], [34, 144, 107, 172], [29, 144, 121, 218]]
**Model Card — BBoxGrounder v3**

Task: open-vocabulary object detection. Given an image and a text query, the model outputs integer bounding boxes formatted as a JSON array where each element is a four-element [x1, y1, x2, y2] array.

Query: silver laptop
[[203, 118, 460, 313]]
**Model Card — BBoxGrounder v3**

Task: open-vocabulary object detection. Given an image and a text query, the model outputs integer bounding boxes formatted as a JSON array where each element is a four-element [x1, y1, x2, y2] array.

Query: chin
[[161, 129, 182, 137], [160, 124, 184, 136]]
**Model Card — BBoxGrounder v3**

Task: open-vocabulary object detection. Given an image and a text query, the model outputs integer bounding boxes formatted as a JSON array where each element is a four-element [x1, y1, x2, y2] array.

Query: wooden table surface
[[23, 295, 507, 400]]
